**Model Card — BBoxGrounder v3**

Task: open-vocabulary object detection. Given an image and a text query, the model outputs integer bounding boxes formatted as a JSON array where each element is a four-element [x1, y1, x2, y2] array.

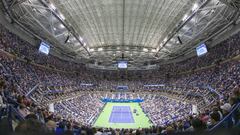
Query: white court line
[[120, 107, 122, 122]]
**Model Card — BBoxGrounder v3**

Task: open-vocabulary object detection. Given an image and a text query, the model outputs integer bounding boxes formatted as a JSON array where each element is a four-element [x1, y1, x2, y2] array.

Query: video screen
[[118, 61, 128, 69], [39, 41, 50, 55], [196, 43, 208, 57]]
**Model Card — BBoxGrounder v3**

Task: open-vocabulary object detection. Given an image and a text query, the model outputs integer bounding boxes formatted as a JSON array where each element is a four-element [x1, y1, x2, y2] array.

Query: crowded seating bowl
[[0, 21, 240, 135]]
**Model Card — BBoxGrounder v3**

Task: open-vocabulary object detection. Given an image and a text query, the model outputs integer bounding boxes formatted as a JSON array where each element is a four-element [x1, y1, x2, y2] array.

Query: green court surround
[[93, 103, 152, 129]]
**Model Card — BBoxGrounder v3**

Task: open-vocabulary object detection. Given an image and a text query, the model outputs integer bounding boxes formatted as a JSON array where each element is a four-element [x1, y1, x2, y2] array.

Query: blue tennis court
[[109, 106, 135, 123]]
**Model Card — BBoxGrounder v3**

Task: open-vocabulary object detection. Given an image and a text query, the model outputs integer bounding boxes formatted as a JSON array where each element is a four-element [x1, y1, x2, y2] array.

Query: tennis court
[[109, 106, 134, 123], [94, 103, 152, 129]]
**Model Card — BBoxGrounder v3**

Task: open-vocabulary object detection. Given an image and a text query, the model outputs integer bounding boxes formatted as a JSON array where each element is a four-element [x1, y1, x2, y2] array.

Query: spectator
[[191, 118, 207, 132], [14, 119, 52, 135], [0, 22, 240, 134], [220, 103, 232, 117], [208, 112, 221, 129], [0, 80, 7, 120]]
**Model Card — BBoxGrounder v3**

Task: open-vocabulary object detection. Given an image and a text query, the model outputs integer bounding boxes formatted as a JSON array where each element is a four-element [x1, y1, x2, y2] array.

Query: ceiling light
[[152, 49, 157, 52], [89, 48, 94, 52], [59, 13, 65, 20], [182, 25, 189, 31], [33, 8, 37, 12], [211, 9, 215, 13], [49, 3, 56, 10], [192, 3, 198, 11], [83, 42, 86, 46], [59, 24, 65, 29], [98, 48, 103, 51], [182, 14, 188, 21], [143, 48, 148, 52], [163, 37, 168, 42], [53, 27, 57, 31], [79, 36, 83, 42]]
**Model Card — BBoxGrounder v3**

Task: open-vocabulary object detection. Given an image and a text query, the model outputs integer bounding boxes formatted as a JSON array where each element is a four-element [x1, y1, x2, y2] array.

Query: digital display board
[[39, 41, 50, 55], [196, 43, 208, 57]]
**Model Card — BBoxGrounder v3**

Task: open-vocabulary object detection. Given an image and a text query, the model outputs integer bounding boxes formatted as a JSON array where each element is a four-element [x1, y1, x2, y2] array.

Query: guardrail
[[209, 103, 240, 133]]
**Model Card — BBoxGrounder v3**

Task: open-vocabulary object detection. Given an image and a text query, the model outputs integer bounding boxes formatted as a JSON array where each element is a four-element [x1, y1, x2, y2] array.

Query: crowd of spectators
[[0, 23, 85, 72], [85, 29, 240, 80], [55, 92, 104, 125], [141, 95, 192, 126], [0, 19, 240, 135], [154, 29, 240, 76], [1, 22, 240, 80], [1, 76, 240, 135]]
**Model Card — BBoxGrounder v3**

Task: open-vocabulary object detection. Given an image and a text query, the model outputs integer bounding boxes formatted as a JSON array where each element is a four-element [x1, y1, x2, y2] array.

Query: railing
[[206, 85, 223, 98], [8, 105, 25, 121], [139, 103, 155, 126], [90, 102, 107, 126], [26, 83, 40, 97], [209, 103, 240, 133], [3, 104, 25, 132]]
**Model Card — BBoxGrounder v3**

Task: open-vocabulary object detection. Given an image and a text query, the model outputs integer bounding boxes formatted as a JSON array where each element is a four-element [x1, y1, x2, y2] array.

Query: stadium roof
[[1, 0, 239, 70]]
